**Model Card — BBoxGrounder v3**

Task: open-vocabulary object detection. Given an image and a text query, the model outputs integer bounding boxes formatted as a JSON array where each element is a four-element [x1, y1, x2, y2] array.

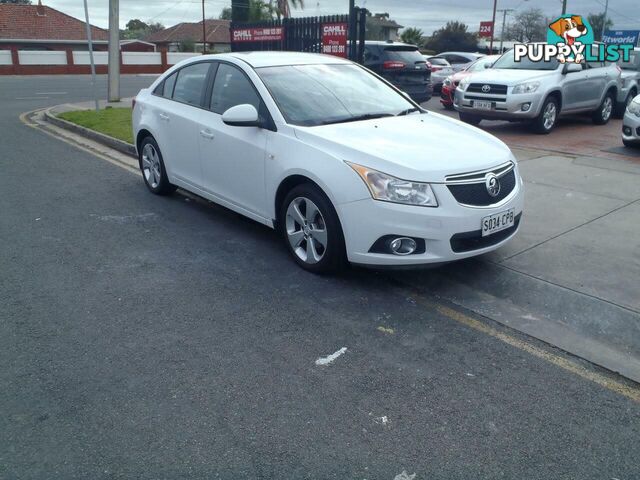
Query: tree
[[587, 12, 613, 40], [220, 0, 277, 21], [178, 40, 195, 52], [0, 0, 32, 4], [425, 21, 477, 53], [274, 0, 304, 19], [122, 19, 164, 40], [503, 8, 547, 43], [400, 27, 424, 48]]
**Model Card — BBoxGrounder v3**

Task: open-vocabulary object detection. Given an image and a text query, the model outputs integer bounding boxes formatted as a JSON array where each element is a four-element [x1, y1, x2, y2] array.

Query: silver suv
[[615, 47, 640, 118], [454, 45, 622, 134]]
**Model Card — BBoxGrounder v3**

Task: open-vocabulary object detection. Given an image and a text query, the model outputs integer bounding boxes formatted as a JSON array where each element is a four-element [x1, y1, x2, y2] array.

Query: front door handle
[[200, 130, 215, 140], [159, 113, 170, 121]]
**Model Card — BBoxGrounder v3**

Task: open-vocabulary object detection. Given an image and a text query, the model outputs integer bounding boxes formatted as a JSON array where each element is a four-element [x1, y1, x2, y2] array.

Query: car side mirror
[[222, 104, 260, 127], [563, 63, 582, 74], [484, 63, 491, 69]]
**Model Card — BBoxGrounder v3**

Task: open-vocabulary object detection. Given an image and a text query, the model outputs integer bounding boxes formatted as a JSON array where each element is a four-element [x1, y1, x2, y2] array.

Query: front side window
[[172, 62, 211, 106], [210, 63, 261, 115], [257, 63, 416, 127]]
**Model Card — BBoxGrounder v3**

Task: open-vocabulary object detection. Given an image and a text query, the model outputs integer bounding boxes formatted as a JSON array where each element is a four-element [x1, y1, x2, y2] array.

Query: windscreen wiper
[[396, 107, 423, 116], [320, 113, 394, 125]]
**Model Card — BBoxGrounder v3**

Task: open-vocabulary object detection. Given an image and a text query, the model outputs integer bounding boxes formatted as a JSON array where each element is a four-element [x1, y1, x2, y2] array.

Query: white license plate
[[482, 208, 515, 237], [474, 100, 492, 110]]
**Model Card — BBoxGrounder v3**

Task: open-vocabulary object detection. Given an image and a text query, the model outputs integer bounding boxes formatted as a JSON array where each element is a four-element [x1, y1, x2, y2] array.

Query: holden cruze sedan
[[132, 52, 524, 273]]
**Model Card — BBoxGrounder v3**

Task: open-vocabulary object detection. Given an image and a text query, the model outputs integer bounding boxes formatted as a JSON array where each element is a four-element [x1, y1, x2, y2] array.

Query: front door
[[561, 63, 592, 111], [198, 63, 269, 219]]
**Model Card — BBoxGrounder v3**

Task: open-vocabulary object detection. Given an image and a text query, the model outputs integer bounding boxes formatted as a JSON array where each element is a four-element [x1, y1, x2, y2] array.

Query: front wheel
[[592, 91, 614, 125], [532, 96, 559, 134], [459, 112, 481, 126], [280, 184, 346, 274]]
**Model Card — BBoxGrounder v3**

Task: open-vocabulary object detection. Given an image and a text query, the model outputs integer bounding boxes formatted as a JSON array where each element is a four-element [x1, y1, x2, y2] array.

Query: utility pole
[[82, 0, 99, 111], [202, 0, 207, 54], [107, 0, 119, 102], [489, 0, 498, 54], [601, 0, 609, 41], [497, 8, 513, 53], [561, 0, 567, 15]]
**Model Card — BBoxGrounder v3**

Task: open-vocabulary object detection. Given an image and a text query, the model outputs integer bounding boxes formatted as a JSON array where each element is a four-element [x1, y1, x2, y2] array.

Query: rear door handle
[[159, 113, 170, 121], [200, 130, 215, 140]]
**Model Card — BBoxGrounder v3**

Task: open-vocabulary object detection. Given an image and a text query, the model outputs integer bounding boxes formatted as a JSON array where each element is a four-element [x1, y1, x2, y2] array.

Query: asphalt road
[[1, 75, 639, 479]]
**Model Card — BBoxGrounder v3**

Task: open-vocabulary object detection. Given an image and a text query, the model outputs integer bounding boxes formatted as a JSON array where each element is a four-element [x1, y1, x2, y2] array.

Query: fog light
[[623, 126, 632, 135], [521, 103, 531, 112], [389, 237, 417, 256]]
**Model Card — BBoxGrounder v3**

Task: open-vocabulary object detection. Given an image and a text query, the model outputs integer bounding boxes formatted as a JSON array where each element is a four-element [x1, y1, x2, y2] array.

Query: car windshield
[[467, 57, 495, 72], [256, 64, 417, 127], [492, 49, 559, 70], [617, 51, 639, 70], [429, 58, 450, 66]]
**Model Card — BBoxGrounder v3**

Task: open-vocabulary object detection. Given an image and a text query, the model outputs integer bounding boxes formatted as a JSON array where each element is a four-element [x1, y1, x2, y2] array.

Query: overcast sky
[[43, 0, 640, 34]]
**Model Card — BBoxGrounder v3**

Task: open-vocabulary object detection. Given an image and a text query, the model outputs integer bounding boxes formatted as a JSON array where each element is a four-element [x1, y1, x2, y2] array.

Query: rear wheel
[[532, 96, 559, 134], [592, 91, 614, 125], [139, 137, 177, 196], [280, 184, 346, 274], [459, 112, 481, 126]]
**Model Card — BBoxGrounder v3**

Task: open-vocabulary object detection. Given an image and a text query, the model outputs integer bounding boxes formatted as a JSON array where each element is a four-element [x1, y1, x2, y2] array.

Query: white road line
[[16, 97, 48, 100], [36, 92, 68, 95], [315, 347, 347, 366]]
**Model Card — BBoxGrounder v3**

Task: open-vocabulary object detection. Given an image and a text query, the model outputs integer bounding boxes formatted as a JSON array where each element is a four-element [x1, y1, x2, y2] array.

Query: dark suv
[[363, 41, 432, 103]]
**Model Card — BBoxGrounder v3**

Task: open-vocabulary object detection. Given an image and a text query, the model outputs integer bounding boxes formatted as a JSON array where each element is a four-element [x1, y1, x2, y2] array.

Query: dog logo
[[481, 85, 491, 93], [485, 173, 500, 197], [548, 15, 588, 63]]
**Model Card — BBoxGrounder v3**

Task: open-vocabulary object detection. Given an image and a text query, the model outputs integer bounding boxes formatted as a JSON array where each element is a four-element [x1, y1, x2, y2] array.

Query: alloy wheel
[[602, 96, 613, 121], [142, 143, 162, 189], [285, 197, 328, 265], [543, 102, 557, 131]]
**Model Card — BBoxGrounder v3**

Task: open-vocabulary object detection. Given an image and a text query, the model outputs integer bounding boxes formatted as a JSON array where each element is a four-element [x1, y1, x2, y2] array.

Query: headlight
[[347, 162, 438, 207], [627, 98, 640, 117], [512, 81, 540, 94], [443, 77, 452, 87], [458, 77, 470, 91]]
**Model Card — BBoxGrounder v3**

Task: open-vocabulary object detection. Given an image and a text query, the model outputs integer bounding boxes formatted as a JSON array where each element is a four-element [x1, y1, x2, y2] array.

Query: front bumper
[[337, 172, 525, 266], [622, 112, 640, 143], [440, 85, 455, 106], [454, 88, 544, 120]]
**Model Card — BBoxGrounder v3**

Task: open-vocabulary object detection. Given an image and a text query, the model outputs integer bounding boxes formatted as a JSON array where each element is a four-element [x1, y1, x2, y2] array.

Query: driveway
[[1, 75, 639, 479]]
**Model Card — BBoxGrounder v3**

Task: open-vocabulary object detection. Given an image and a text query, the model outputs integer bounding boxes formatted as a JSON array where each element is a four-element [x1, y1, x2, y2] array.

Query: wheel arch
[[546, 89, 563, 111], [135, 129, 153, 169], [274, 174, 325, 227]]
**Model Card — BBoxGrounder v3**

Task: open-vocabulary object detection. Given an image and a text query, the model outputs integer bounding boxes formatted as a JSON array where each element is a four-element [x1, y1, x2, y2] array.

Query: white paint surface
[[167, 52, 200, 65], [393, 471, 416, 480], [315, 347, 347, 366], [122, 52, 161, 65], [0, 50, 12, 65], [18, 50, 66, 65], [73, 51, 108, 65]]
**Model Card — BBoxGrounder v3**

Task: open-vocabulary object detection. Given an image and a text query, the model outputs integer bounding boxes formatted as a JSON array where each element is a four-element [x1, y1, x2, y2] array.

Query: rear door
[[380, 45, 430, 100], [159, 61, 213, 187]]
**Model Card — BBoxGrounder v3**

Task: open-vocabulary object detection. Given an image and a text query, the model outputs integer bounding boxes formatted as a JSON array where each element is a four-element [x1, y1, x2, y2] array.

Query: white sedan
[[132, 52, 524, 273]]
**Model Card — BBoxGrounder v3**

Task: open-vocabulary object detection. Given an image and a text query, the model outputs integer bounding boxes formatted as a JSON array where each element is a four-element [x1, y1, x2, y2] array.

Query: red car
[[440, 55, 500, 109]]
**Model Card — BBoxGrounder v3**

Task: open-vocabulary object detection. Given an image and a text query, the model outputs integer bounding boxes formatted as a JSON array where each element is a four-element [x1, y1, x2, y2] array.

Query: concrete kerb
[[43, 101, 137, 159]]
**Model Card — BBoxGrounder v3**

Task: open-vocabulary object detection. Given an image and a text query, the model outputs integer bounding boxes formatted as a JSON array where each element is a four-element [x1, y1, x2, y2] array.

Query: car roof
[[436, 51, 484, 57], [365, 41, 418, 48], [196, 51, 352, 68]]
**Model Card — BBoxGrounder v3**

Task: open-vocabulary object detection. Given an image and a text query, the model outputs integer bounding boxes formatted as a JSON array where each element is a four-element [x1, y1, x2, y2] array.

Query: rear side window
[[429, 58, 450, 66], [162, 73, 177, 97], [210, 63, 261, 114], [172, 62, 211, 106], [384, 47, 426, 64], [446, 54, 471, 64]]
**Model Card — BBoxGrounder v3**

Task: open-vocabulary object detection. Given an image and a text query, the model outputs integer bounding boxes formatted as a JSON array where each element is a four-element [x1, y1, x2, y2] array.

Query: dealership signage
[[602, 30, 640, 46], [479, 21, 494, 38], [232, 27, 285, 43], [322, 22, 348, 57]]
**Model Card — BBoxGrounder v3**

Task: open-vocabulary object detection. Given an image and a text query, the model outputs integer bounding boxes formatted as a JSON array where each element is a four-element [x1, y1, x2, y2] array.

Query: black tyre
[[139, 136, 177, 196], [614, 89, 637, 119], [532, 96, 559, 134], [279, 183, 346, 274], [459, 112, 482, 126], [592, 91, 614, 125], [623, 138, 639, 148], [443, 103, 455, 111]]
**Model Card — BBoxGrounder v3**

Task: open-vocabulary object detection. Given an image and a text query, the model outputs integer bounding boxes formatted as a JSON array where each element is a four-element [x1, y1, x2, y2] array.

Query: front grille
[[467, 83, 508, 95], [447, 169, 516, 206], [450, 214, 522, 253]]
